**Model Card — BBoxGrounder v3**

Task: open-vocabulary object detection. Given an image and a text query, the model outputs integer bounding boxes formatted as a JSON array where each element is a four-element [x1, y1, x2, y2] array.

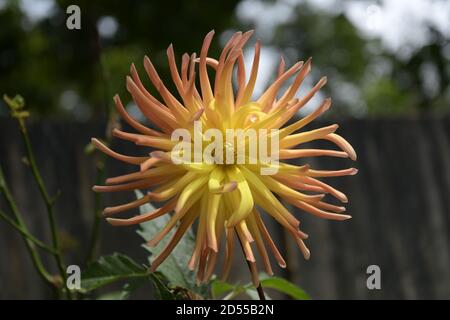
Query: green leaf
[[96, 280, 146, 300], [81, 253, 148, 292], [97, 290, 130, 300], [259, 275, 311, 300], [135, 190, 206, 295], [211, 274, 308, 300], [80, 252, 175, 299], [151, 272, 177, 300], [211, 279, 236, 299]]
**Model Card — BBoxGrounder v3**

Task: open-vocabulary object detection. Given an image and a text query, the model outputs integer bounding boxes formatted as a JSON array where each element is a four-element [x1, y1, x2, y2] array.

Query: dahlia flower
[[92, 30, 357, 286]]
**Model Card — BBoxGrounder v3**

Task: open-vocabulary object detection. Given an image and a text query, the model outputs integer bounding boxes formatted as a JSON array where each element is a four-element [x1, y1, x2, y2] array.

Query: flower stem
[[255, 282, 266, 301], [0, 165, 57, 293], [85, 158, 106, 263], [0, 209, 56, 254], [85, 28, 114, 264], [16, 120, 67, 287], [236, 231, 266, 300]]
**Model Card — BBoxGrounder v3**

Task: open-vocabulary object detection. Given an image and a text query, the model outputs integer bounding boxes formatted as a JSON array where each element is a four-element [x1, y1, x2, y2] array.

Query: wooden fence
[[1, 118, 450, 299]]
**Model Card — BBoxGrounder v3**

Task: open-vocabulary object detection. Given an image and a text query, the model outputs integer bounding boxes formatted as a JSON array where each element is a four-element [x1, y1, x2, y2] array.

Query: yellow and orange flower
[[92, 30, 357, 286]]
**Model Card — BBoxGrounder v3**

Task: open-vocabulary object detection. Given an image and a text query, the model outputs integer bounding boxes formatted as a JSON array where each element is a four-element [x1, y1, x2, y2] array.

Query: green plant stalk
[[0, 166, 57, 293], [85, 157, 106, 263], [16, 119, 67, 286], [0, 209, 56, 254], [85, 41, 114, 264]]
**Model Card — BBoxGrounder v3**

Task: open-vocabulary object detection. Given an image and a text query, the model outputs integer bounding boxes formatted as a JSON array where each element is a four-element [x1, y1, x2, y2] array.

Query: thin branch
[[85, 160, 106, 263], [0, 209, 56, 254], [17, 119, 67, 285], [0, 165, 57, 291], [85, 28, 114, 264]]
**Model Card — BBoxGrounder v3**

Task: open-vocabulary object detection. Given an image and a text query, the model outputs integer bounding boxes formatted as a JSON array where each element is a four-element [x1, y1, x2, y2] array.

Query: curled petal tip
[[125, 76, 134, 89], [300, 164, 310, 172], [322, 98, 332, 111], [150, 151, 172, 163], [143, 55, 152, 68], [209, 244, 219, 253], [190, 108, 205, 122], [205, 30, 215, 39], [299, 231, 309, 239], [105, 217, 117, 225], [225, 220, 237, 228], [221, 181, 237, 193], [337, 192, 349, 203]]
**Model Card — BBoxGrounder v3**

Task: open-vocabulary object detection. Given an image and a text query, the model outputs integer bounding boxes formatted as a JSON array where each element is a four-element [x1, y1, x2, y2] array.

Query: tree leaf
[[211, 279, 236, 299], [96, 279, 151, 300], [80, 252, 175, 299], [135, 190, 206, 295], [211, 274, 308, 300], [81, 253, 148, 292], [97, 289, 131, 300], [259, 275, 311, 300]]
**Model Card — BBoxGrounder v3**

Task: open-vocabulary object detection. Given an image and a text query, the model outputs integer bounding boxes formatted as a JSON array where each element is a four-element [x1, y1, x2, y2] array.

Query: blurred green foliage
[[264, 1, 450, 116], [0, 0, 240, 119], [0, 0, 449, 119]]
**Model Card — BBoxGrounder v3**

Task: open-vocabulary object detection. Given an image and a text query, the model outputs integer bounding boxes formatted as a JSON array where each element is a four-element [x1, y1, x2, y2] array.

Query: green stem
[[0, 165, 57, 292], [0, 209, 56, 254], [85, 157, 105, 264], [85, 33, 113, 264], [17, 120, 67, 286]]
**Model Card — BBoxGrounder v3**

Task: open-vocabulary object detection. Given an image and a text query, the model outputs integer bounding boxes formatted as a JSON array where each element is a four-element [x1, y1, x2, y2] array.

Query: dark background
[[0, 0, 449, 299]]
